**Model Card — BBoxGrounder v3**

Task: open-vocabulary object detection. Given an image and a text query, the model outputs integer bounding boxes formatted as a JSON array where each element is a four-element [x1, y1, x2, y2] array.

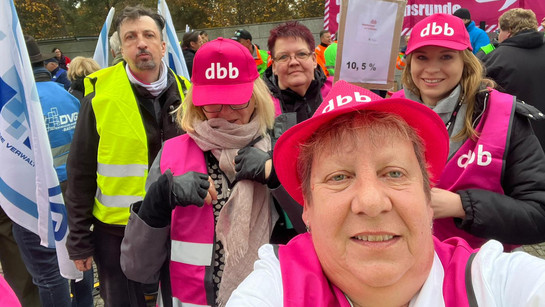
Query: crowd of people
[[1, 4, 545, 307]]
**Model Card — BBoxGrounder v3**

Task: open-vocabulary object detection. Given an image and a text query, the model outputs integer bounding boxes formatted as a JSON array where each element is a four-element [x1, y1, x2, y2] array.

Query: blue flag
[[93, 7, 115, 68], [0, 0, 80, 279], [158, 0, 191, 79]]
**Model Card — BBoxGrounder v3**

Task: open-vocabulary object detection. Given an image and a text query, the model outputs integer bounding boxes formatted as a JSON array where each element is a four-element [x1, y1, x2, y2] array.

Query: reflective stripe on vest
[[51, 143, 71, 168], [172, 297, 210, 307], [97, 162, 148, 177], [94, 186, 142, 207], [171, 241, 213, 266]]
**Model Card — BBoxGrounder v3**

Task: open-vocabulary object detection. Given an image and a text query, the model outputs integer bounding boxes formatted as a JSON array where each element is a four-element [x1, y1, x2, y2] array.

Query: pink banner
[[325, 0, 545, 37], [324, 0, 341, 37]]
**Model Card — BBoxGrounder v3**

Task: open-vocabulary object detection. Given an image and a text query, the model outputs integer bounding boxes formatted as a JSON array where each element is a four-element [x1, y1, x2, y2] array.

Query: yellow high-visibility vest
[[84, 62, 189, 225]]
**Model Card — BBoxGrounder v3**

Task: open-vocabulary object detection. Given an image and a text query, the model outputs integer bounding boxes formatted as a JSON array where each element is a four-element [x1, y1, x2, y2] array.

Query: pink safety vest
[[391, 89, 519, 251], [277, 233, 477, 307], [160, 134, 215, 306]]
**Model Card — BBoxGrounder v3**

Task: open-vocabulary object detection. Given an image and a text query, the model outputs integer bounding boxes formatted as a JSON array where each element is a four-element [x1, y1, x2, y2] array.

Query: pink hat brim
[[192, 80, 255, 106], [273, 97, 449, 206], [406, 40, 472, 55]]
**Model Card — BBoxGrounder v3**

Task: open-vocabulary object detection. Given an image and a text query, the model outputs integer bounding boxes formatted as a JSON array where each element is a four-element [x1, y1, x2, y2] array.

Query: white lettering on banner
[[420, 22, 454, 37], [457, 145, 492, 168], [404, 3, 461, 17], [322, 92, 372, 113], [205, 63, 239, 79]]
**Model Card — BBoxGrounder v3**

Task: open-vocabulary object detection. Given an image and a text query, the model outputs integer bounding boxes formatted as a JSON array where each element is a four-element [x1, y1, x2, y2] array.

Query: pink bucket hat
[[273, 80, 449, 206], [406, 13, 472, 55], [191, 37, 259, 106]]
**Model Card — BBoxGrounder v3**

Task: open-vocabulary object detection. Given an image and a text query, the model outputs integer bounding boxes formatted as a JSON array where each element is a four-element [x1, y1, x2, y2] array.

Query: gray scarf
[[188, 116, 278, 306], [404, 85, 468, 158]]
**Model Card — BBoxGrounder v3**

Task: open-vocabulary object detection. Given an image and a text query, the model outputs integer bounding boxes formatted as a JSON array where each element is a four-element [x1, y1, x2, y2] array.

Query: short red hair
[[267, 21, 315, 58]]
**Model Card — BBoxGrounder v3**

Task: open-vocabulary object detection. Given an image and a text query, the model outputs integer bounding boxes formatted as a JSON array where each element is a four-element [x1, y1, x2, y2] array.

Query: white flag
[[158, 0, 190, 79], [0, 0, 81, 279], [93, 7, 115, 68]]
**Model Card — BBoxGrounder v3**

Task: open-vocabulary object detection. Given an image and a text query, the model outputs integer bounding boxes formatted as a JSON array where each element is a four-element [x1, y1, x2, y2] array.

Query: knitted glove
[[234, 146, 271, 184]]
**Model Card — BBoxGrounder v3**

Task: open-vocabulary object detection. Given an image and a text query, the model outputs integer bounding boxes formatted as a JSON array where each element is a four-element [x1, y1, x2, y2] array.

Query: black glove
[[137, 172, 174, 228], [235, 146, 271, 184], [169, 169, 210, 207], [137, 170, 210, 228]]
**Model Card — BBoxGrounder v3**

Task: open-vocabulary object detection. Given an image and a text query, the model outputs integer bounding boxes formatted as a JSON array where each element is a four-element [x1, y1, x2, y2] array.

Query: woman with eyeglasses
[[262, 21, 334, 244], [264, 21, 333, 124], [120, 38, 278, 307]]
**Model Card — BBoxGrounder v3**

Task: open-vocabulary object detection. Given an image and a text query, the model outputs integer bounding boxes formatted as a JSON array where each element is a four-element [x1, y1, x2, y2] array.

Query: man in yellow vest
[[65, 6, 190, 307], [231, 29, 270, 76]]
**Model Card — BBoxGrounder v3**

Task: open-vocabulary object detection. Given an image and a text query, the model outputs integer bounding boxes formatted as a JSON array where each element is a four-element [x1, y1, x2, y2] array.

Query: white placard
[[335, 0, 405, 89]]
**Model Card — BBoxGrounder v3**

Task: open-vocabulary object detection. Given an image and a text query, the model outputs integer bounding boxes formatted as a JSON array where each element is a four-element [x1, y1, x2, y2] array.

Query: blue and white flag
[[0, 0, 80, 279], [158, 0, 190, 79], [93, 7, 115, 68]]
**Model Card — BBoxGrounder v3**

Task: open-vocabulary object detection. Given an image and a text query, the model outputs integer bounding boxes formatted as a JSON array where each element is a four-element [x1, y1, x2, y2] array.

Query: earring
[[305, 221, 311, 233]]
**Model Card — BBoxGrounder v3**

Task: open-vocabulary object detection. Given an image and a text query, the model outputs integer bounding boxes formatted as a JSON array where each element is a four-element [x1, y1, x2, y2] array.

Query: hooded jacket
[[482, 30, 545, 149]]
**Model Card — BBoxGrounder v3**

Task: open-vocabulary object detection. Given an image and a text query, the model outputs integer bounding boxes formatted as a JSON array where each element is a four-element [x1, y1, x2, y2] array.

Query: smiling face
[[302, 124, 434, 303], [272, 37, 316, 96], [120, 16, 166, 82], [410, 45, 464, 106]]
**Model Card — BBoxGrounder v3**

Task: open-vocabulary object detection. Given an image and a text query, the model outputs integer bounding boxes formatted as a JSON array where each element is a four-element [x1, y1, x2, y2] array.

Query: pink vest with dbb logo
[[434, 89, 519, 250], [391, 89, 518, 250], [277, 233, 477, 307], [160, 134, 215, 306]]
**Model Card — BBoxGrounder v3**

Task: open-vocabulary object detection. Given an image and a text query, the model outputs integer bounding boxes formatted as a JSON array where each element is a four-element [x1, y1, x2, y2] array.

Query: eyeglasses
[[201, 101, 250, 113], [274, 51, 313, 63]]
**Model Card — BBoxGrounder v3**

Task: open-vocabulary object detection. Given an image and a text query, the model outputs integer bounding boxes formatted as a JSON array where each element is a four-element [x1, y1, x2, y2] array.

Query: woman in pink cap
[[228, 80, 545, 306], [120, 37, 278, 306], [391, 13, 545, 250]]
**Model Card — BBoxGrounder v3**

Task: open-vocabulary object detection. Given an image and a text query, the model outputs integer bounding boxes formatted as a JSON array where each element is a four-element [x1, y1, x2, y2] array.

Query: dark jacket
[[455, 90, 545, 244], [68, 77, 85, 101], [481, 30, 545, 149], [182, 48, 196, 78], [65, 65, 185, 260], [263, 65, 330, 123], [50, 66, 71, 90]]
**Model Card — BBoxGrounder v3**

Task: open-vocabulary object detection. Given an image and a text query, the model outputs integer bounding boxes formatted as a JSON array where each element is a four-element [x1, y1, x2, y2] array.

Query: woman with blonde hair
[[67, 56, 101, 100], [391, 13, 545, 249], [121, 38, 278, 307]]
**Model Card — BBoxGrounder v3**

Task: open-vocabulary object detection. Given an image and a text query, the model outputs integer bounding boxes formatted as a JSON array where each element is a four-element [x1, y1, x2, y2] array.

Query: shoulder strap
[[174, 73, 189, 97], [54, 69, 64, 79], [465, 253, 478, 307]]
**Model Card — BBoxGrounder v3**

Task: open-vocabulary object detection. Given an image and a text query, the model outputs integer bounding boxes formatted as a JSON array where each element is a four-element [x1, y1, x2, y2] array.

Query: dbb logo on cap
[[420, 22, 454, 38], [321, 92, 373, 113], [205, 62, 239, 80]]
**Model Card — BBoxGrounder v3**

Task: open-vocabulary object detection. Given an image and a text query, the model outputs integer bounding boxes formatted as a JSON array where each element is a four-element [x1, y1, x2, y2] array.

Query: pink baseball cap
[[191, 37, 259, 106], [273, 80, 449, 206], [406, 13, 472, 55]]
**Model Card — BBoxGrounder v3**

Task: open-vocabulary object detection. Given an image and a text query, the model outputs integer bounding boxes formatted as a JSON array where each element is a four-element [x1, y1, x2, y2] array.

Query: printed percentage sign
[[369, 63, 377, 71]]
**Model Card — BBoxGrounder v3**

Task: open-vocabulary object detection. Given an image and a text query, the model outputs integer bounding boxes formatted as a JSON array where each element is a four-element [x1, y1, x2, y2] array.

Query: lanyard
[[444, 96, 465, 136]]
